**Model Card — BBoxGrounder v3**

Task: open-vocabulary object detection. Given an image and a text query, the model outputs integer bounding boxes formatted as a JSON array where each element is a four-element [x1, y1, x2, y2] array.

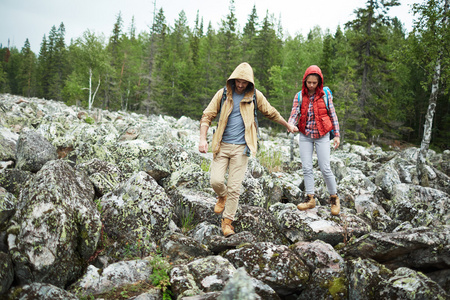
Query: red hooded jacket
[[298, 65, 333, 137]]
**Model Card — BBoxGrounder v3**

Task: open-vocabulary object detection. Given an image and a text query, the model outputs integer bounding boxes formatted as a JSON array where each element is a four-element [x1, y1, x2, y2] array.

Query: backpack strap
[[253, 89, 260, 139], [323, 86, 332, 109], [218, 86, 259, 138]]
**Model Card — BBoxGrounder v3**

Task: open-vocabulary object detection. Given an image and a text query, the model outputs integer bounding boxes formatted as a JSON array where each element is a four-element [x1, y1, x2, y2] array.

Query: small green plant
[[257, 144, 283, 172], [84, 116, 95, 124], [149, 254, 172, 299], [201, 159, 210, 172], [120, 290, 129, 298]]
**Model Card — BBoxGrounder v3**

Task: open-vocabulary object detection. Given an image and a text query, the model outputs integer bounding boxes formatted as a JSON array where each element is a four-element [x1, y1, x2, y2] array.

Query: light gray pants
[[299, 132, 337, 195]]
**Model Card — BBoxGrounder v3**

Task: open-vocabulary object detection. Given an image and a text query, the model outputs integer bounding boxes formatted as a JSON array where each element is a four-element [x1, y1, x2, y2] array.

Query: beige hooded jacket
[[200, 62, 283, 156]]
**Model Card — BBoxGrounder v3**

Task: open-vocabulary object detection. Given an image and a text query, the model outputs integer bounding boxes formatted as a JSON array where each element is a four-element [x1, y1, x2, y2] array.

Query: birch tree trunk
[[87, 68, 101, 111], [417, 0, 448, 186], [417, 55, 440, 186]]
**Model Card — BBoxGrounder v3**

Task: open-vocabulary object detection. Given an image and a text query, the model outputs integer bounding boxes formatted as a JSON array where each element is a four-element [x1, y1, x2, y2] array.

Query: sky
[[1, 0, 419, 54]]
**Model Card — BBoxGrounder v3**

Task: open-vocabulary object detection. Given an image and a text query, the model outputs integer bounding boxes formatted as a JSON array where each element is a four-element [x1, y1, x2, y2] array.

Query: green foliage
[[1, 1, 449, 150], [84, 116, 95, 124], [256, 143, 283, 172], [149, 254, 172, 299], [200, 159, 210, 172]]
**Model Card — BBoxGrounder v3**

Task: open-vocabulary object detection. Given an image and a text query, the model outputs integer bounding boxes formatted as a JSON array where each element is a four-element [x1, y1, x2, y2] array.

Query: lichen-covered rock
[[233, 205, 290, 245], [100, 171, 174, 258], [0, 187, 17, 230], [140, 156, 171, 182], [0, 168, 33, 197], [382, 267, 448, 299], [9, 159, 101, 288], [343, 226, 450, 271], [354, 193, 393, 232], [206, 231, 258, 254], [0, 126, 18, 161], [389, 184, 449, 227], [292, 240, 348, 299], [0, 252, 14, 295], [269, 203, 370, 246], [160, 232, 211, 263], [70, 259, 153, 297], [291, 240, 344, 272], [76, 158, 124, 196], [188, 222, 222, 246], [170, 256, 236, 298], [166, 163, 210, 191], [223, 242, 310, 296], [112, 139, 153, 176], [169, 188, 217, 228], [218, 267, 280, 300], [10, 282, 79, 299], [239, 175, 267, 208], [347, 258, 393, 299], [348, 258, 448, 299], [375, 160, 403, 199], [15, 130, 57, 172], [297, 269, 348, 300]]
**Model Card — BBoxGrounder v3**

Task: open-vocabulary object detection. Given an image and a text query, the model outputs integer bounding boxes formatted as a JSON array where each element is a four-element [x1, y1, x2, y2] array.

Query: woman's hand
[[333, 137, 340, 149]]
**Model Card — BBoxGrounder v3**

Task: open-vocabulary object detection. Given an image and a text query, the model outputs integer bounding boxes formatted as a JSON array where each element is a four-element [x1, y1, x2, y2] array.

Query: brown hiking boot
[[221, 218, 235, 237], [330, 195, 340, 215], [214, 195, 227, 214], [297, 194, 316, 210]]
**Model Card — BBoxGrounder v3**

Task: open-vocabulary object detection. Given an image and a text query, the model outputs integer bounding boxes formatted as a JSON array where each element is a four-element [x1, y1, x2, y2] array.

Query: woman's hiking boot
[[214, 195, 227, 214], [221, 218, 235, 237], [330, 195, 340, 215], [297, 194, 316, 210]]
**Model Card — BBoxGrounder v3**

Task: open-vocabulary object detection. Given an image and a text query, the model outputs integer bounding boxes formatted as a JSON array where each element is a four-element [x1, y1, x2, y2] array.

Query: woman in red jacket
[[288, 65, 341, 215]]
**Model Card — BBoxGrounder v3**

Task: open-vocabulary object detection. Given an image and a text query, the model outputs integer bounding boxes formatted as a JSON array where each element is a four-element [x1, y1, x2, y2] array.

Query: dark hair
[[305, 74, 322, 87]]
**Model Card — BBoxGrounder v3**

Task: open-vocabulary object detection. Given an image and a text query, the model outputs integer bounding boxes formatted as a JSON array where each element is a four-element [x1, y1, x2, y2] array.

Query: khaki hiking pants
[[210, 142, 249, 221]]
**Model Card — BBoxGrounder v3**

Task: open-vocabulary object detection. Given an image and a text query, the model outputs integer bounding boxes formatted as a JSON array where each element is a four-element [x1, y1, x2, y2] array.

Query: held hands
[[287, 124, 299, 134]]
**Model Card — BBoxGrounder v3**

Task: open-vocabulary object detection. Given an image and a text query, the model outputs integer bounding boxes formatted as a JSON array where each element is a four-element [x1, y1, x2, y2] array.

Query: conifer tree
[[242, 5, 259, 63], [345, 0, 400, 140], [17, 39, 36, 97], [217, 0, 241, 79]]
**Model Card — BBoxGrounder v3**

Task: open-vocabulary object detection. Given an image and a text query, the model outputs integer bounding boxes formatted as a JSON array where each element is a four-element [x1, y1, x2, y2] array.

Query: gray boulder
[[15, 130, 58, 172], [9, 159, 101, 288], [70, 259, 153, 297], [100, 171, 174, 258], [0, 126, 18, 161], [170, 256, 236, 298], [11, 282, 79, 299], [343, 226, 450, 271], [224, 242, 310, 296]]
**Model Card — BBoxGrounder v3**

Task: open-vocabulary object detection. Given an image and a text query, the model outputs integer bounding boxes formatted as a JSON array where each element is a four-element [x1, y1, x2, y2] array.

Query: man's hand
[[199, 139, 208, 153]]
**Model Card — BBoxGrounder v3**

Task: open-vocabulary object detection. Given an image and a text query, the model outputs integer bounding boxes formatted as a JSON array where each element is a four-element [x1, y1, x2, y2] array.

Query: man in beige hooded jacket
[[199, 62, 298, 237]]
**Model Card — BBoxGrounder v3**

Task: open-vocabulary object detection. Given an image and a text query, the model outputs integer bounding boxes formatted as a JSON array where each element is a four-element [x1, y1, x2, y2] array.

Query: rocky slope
[[0, 94, 449, 299]]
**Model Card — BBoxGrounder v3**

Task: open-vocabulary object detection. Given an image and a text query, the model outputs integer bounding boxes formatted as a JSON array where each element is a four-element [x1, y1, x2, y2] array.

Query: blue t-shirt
[[222, 91, 246, 145]]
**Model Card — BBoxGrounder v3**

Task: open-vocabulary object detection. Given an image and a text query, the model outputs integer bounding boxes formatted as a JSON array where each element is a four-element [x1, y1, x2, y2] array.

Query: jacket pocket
[[321, 116, 333, 132]]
